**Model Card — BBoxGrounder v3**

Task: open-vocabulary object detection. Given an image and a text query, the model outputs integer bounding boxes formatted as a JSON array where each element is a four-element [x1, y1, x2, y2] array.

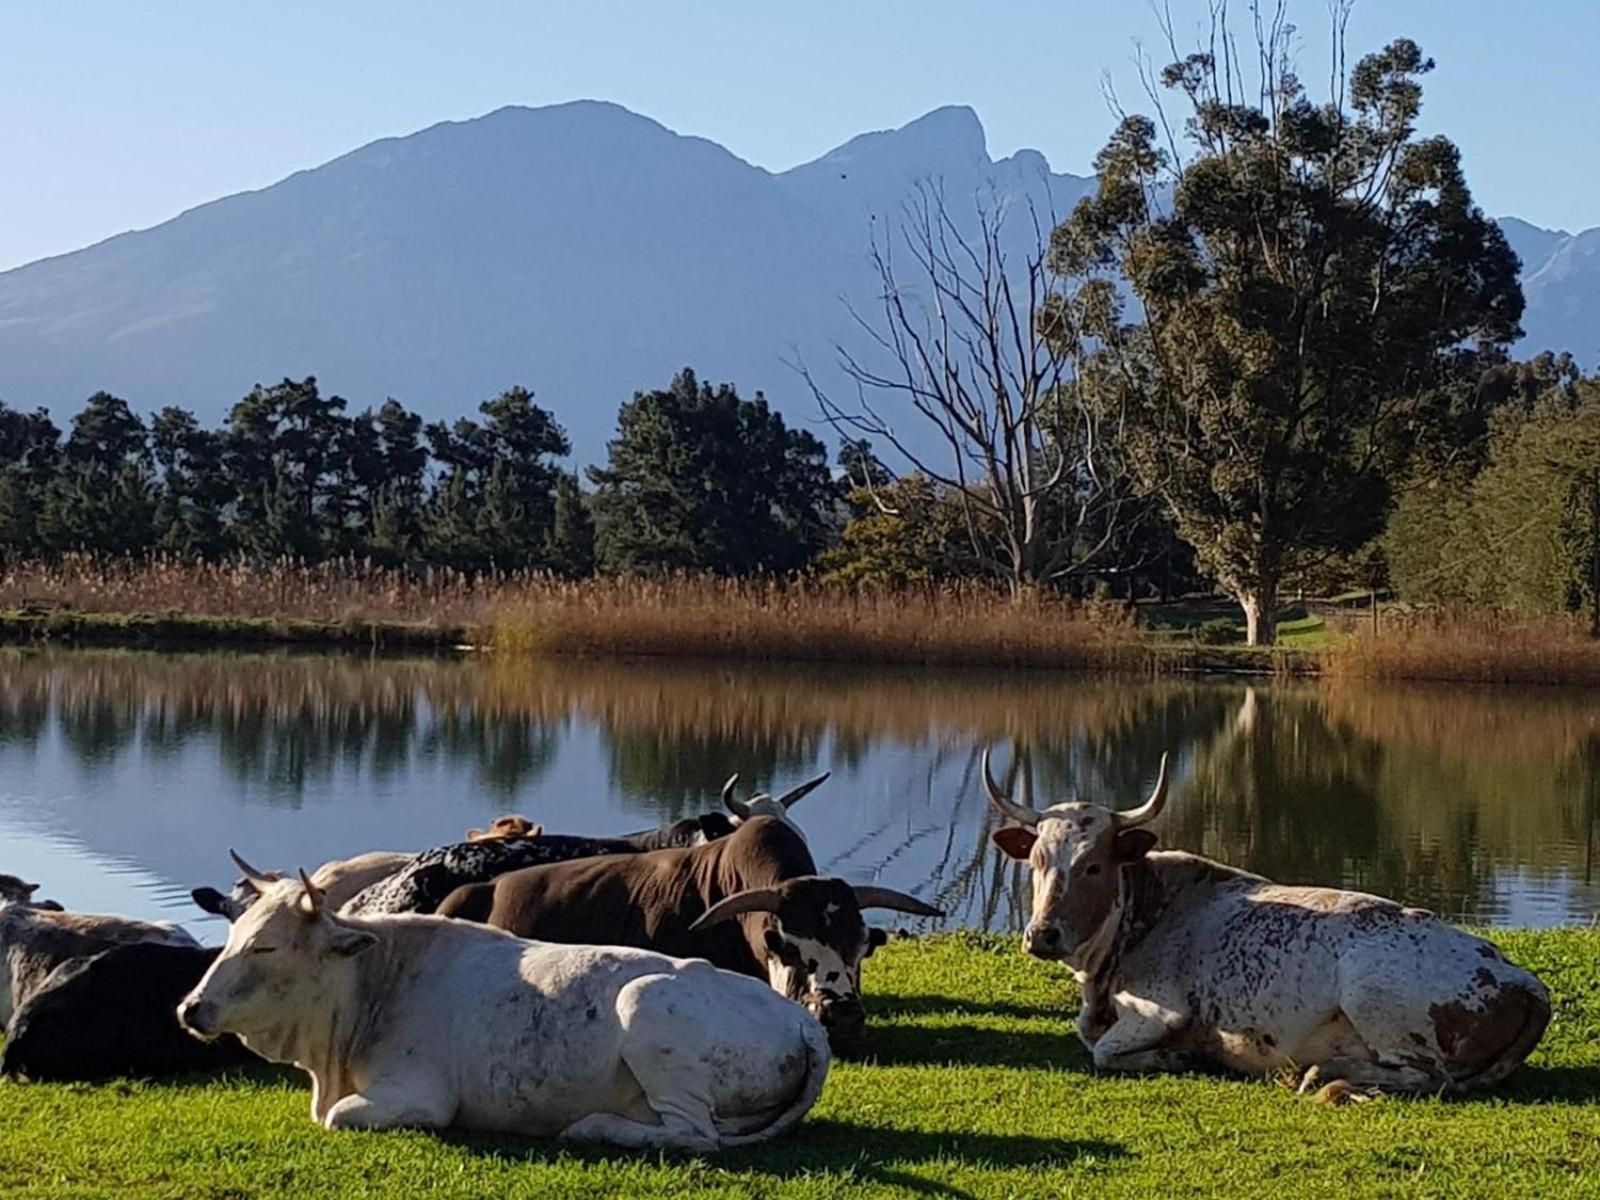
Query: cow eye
[[1084, 864, 1102, 876], [805, 959, 818, 973], [251, 946, 277, 955]]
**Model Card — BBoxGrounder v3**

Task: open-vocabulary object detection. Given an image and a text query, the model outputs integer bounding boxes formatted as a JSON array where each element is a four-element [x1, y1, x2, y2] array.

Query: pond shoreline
[[0, 607, 1309, 676]]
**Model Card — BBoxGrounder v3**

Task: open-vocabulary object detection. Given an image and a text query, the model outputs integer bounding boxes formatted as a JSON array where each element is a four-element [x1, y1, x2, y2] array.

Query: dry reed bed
[[493, 576, 1149, 670], [1321, 612, 1600, 686], [0, 556, 506, 627]]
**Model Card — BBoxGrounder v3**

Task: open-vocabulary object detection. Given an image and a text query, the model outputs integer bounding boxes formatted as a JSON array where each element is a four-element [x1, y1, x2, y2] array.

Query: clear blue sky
[[2, 1, 1593, 271]]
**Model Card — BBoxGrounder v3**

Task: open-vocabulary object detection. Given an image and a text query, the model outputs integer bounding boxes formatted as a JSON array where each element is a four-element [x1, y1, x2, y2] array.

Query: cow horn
[[688, 887, 784, 931], [851, 885, 944, 918], [981, 749, 1039, 827], [297, 869, 325, 917], [775, 771, 830, 809], [228, 848, 275, 893], [1116, 752, 1171, 828], [721, 774, 752, 821]]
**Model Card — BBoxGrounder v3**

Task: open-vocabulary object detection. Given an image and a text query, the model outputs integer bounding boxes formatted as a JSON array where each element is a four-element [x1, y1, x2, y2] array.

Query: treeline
[[1386, 354, 1600, 624], [0, 368, 919, 583], [0, 366, 1201, 595]]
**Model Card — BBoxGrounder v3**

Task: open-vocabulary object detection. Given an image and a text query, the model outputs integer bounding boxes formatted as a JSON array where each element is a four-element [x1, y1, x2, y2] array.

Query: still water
[[2, 647, 1599, 939]]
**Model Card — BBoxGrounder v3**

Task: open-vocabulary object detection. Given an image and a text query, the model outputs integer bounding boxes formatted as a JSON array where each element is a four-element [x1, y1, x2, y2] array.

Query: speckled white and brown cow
[[985, 750, 1550, 1094]]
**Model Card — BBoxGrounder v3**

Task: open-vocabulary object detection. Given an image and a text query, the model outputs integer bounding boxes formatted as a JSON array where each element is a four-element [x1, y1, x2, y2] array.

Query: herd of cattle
[[0, 756, 1554, 1150]]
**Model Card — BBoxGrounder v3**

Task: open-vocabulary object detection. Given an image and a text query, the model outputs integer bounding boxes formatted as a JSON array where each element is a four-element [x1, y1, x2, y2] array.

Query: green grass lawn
[[3, 930, 1599, 1198]]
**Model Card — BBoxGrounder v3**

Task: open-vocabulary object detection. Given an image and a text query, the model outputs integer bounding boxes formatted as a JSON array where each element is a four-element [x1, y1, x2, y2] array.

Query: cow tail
[[1458, 975, 1552, 1092], [720, 1012, 831, 1147]]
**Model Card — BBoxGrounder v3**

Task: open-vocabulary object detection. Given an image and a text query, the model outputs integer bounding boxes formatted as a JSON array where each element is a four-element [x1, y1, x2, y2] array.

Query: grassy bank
[[2, 931, 1598, 1198]]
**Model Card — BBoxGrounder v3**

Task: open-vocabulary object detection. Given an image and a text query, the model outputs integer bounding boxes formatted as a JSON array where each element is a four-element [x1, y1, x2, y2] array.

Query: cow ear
[[327, 925, 378, 958], [992, 826, 1037, 861], [864, 927, 888, 958], [1115, 829, 1158, 862]]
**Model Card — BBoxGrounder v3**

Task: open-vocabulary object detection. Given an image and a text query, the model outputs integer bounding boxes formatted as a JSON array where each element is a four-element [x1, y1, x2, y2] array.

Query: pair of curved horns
[[721, 771, 831, 820], [981, 749, 1171, 829], [689, 877, 944, 931]]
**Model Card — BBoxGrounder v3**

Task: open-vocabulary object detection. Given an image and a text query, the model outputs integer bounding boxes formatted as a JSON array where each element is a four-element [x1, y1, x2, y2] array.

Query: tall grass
[[0, 557, 1150, 669], [492, 575, 1148, 669], [1323, 610, 1600, 686], [0, 554, 505, 627]]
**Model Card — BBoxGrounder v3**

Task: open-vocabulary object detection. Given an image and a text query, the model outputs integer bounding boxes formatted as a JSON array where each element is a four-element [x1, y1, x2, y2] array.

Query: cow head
[[690, 875, 941, 1039], [720, 772, 828, 841], [985, 749, 1171, 966], [0, 873, 60, 910], [190, 851, 288, 923], [179, 852, 376, 1050], [466, 816, 543, 842]]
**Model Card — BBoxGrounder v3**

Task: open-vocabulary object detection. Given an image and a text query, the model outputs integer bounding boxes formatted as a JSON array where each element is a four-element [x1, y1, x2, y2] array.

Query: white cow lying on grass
[[177, 864, 830, 1151], [985, 750, 1551, 1095]]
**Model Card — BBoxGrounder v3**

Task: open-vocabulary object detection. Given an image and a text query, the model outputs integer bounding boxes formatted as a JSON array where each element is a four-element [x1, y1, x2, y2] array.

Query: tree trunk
[[1239, 586, 1278, 647]]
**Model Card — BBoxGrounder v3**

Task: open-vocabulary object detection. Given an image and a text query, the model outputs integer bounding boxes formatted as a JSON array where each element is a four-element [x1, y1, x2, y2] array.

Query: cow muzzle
[[1022, 921, 1068, 961], [805, 992, 865, 1041], [177, 996, 220, 1039]]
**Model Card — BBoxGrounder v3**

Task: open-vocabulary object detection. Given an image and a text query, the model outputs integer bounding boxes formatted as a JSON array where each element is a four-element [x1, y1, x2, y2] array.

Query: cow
[[177, 868, 830, 1151], [0, 902, 198, 1027], [342, 771, 829, 917], [983, 749, 1552, 1094], [1, 942, 256, 1081], [191, 849, 412, 923], [435, 813, 941, 1040]]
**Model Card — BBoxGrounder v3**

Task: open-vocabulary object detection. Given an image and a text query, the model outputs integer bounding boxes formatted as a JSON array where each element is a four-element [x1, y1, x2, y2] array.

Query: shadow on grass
[[840, 1022, 1088, 1071], [872, 994, 1068, 1024], [1497, 1065, 1600, 1104], [441, 1119, 1129, 1197]]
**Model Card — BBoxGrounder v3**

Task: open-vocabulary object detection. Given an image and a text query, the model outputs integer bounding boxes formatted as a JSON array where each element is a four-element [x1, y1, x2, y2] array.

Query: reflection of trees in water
[[0, 651, 561, 798], [2, 651, 1598, 923]]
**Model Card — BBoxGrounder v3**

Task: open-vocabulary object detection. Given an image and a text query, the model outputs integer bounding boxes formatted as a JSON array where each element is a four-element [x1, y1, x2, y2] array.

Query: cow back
[[1, 943, 257, 1082], [436, 816, 817, 978]]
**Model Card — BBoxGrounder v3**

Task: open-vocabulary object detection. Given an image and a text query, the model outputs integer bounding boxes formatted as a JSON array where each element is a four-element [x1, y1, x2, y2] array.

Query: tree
[[151, 407, 231, 558], [422, 386, 569, 571], [588, 369, 833, 575], [803, 184, 1131, 594], [1052, 16, 1523, 643], [543, 472, 597, 578], [223, 377, 352, 560], [41, 392, 156, 554], [1389, 373, 1600, 622], [0, 403, 61, 561]]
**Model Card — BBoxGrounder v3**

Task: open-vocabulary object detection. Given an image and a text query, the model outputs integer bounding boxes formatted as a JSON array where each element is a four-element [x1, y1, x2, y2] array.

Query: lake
[[2, 647, 1598, 940]]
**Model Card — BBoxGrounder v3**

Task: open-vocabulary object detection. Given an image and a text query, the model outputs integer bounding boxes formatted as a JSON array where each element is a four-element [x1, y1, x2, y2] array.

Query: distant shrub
[[1194, 618, 1240, 646]]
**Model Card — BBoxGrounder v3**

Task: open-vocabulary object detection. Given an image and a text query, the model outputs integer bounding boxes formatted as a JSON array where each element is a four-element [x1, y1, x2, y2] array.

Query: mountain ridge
[[0, 101, 1590, 465]]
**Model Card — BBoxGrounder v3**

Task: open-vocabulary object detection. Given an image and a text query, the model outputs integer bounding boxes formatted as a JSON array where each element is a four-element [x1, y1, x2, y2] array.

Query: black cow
[[1, 942, 256, 1081], [436, 815, 941, 1041]]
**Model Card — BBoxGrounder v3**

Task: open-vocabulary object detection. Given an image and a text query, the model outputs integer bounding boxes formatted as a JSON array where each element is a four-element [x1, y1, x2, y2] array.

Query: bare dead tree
[[794, 182, 1137, 596]]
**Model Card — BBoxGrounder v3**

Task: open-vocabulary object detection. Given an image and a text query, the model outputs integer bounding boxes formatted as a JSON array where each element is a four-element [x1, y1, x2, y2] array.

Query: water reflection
[[0, 649, 1597, 931]]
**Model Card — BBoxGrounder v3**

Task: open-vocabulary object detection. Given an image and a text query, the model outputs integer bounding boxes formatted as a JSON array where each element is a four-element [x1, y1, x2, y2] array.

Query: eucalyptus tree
[[1051, 15, 1522, 643]]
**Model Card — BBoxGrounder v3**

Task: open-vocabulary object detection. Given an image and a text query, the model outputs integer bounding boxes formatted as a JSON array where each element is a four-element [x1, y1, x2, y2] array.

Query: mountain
[[0, 102, 1590, 468], [1507, 220, 1600, 363], [0, 102, 1092, 466]]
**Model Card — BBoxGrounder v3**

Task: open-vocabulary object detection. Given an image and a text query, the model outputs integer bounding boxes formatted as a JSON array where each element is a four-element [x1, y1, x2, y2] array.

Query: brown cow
[[436, 815, 940, 1040]]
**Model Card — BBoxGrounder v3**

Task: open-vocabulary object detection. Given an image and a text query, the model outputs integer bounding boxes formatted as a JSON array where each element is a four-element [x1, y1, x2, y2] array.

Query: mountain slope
[[0, 102, 1088, 465], [0, 103, 1589, 469]]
